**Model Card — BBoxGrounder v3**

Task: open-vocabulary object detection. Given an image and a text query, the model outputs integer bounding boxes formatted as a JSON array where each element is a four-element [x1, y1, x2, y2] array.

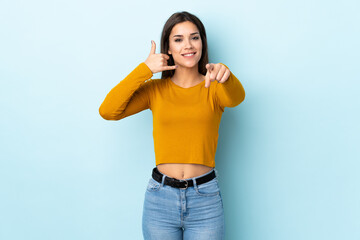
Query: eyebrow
[[173, 32, 200, 38]]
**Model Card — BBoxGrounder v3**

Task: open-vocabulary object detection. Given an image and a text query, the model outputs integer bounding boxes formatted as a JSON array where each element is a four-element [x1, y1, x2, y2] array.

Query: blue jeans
[[142, 167, 225, 240]]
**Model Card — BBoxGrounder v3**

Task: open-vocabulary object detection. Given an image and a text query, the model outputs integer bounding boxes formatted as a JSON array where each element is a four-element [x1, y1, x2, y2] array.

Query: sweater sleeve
[[99, 62, 154, 120], [214, 63, 245, 111]]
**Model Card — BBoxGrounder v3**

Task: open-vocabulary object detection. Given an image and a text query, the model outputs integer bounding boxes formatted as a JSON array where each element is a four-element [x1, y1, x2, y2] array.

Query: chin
[[175, 60, 200, 69]]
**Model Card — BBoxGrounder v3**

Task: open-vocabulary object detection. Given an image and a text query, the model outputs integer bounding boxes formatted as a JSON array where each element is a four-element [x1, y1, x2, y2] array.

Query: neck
[[171, 64, 203, 88]]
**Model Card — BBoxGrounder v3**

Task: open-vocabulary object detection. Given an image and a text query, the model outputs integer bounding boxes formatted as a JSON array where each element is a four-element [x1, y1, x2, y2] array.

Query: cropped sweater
[[99, 62, 245, 168]]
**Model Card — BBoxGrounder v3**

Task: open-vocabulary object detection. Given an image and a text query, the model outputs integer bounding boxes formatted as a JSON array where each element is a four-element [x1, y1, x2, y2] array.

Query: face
[[168, 21, 202, 69]]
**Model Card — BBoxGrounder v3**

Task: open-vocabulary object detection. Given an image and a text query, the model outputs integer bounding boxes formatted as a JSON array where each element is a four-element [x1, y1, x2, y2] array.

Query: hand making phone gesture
[[144, 40, 178, 74], [204, 63, 230, 88]]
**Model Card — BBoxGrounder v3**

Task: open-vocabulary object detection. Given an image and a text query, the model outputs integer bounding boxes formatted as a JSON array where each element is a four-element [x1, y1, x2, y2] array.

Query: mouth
[[181, 52, 196, 58]]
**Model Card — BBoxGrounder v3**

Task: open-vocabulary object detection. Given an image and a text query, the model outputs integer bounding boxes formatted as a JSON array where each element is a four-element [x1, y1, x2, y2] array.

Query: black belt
[[152, 167, 216, 189]]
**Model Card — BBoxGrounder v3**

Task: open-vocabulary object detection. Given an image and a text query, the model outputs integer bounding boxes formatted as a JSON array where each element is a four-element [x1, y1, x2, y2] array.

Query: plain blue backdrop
[[1, 0, 359, 239]]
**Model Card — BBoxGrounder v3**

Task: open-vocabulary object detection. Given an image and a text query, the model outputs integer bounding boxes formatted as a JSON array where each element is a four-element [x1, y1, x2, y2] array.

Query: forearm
[[99, 62, 153, 120], [215, 63, 245, 108]]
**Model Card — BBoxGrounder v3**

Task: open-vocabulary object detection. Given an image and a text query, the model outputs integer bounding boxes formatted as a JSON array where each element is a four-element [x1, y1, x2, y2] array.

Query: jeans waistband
[[152, 167, 217, 189]]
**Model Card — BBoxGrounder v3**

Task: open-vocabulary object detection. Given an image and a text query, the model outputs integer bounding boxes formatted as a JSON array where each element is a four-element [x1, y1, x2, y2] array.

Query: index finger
[[205, 68, 211, 88]]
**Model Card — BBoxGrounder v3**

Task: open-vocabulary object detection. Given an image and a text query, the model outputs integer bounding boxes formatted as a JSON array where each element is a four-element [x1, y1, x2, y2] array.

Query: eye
[[174, 36, 199, 42]]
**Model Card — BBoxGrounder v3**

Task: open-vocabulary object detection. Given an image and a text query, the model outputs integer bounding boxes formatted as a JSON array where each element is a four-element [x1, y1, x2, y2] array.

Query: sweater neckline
[[168, 77, 205, 89]]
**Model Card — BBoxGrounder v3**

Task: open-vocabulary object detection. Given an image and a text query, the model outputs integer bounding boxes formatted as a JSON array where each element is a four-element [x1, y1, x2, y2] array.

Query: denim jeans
[[142, 167, 225, 240]]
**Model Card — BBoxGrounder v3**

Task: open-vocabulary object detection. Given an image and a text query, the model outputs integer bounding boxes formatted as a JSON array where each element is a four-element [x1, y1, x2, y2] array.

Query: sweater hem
[[155, 160, 215, 168]]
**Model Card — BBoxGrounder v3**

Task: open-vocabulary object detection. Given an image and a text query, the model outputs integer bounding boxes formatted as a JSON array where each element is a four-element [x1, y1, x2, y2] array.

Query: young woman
[[99, 11, 245, 240]]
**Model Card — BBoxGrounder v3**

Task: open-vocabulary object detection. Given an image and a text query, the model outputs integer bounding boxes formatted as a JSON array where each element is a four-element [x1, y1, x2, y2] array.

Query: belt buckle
[[179, 180, 188, 189]]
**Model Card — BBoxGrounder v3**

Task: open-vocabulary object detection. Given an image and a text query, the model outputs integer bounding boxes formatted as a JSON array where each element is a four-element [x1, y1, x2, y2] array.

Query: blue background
[[1, 0, 359, 239]]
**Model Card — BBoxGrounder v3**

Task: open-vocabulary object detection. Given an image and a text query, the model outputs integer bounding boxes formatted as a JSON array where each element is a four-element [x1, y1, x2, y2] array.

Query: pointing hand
[[204, 63, 230, 88]]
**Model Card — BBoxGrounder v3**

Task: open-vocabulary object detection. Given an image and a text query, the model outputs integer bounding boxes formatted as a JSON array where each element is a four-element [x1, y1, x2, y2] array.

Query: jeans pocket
[[146, 177, 161, 192], [195, 178, 220, 196]]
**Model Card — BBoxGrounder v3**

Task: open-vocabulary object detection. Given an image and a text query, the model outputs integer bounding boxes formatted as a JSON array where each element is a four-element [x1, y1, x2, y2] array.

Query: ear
[[168, 50, 171, 55]]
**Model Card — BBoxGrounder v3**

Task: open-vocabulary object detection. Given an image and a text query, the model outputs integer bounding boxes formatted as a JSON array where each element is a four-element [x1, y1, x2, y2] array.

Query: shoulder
[[138, 78, 168, 93], [145, 77, 168, 87]]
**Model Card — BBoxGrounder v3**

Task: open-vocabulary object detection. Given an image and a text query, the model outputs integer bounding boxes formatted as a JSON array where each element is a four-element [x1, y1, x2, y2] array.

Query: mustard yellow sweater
[[99, 62, 245, 167]]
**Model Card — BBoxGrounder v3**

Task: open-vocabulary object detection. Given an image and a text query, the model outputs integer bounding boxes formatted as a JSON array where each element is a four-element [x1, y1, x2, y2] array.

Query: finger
[[210, 68, 218, 82], [216, 65, 227, 82], [209, 63, 217, 82], [206, 63, 214, 72], [210, 63, 223, 82], [205, 63, 214, 87], [162, 59, 168, 66], [205, 67, 211, 88], [219, 69, 230, 83], [161, 54, 170, 60], [162, 65, 178, 71], [150, 40, 156, 55]]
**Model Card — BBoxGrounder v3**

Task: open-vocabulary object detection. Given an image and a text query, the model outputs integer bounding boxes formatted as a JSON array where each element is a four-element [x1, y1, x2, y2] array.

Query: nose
[[184, 38, 193, 49]]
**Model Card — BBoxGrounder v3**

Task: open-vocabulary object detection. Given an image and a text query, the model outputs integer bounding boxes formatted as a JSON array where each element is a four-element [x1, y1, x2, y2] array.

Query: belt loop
[[214, 168, 219, 178], [192, 176, 198, 190], [161, 174, 165, 187]]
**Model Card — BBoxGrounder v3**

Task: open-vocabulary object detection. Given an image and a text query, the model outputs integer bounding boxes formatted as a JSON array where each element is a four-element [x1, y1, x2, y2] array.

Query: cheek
[[197, 46, 202, 57], [172, 49, 183, 59], [174, 46, 183, 54], [168, 42, 178, 54], [196, 43, 202, 53]]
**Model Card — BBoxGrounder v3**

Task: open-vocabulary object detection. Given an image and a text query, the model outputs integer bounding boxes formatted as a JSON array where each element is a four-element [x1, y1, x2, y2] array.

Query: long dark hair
[[160, 11, 209, 79]]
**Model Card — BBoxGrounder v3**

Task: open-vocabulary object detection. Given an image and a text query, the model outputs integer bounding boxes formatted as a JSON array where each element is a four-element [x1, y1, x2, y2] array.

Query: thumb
[[150, 40, 156, 55], [206, 63, 214, 72]]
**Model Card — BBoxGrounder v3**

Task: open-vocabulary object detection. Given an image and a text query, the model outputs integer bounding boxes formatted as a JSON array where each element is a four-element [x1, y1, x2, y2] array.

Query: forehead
[[170, 21, 199, 36]]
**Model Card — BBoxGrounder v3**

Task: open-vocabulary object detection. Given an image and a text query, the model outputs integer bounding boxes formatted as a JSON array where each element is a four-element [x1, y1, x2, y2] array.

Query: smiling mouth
[[181, 52, 196, 56]]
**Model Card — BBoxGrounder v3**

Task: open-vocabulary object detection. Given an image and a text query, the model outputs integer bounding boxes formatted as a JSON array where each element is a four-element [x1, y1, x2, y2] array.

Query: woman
[[99, 11, 245, 240]]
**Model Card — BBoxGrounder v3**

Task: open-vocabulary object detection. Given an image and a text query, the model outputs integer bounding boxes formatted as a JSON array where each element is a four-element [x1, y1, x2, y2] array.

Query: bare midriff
[[156, 163, 214, 180]]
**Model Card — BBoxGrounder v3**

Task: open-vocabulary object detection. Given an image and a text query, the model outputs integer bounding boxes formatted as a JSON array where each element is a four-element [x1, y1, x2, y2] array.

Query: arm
[[99, 62, 153, 120], [214, 63, 246, 111]]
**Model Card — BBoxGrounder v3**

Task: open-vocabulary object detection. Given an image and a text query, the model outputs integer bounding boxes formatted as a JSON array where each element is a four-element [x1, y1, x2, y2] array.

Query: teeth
[[183, 53, 195, 56]]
